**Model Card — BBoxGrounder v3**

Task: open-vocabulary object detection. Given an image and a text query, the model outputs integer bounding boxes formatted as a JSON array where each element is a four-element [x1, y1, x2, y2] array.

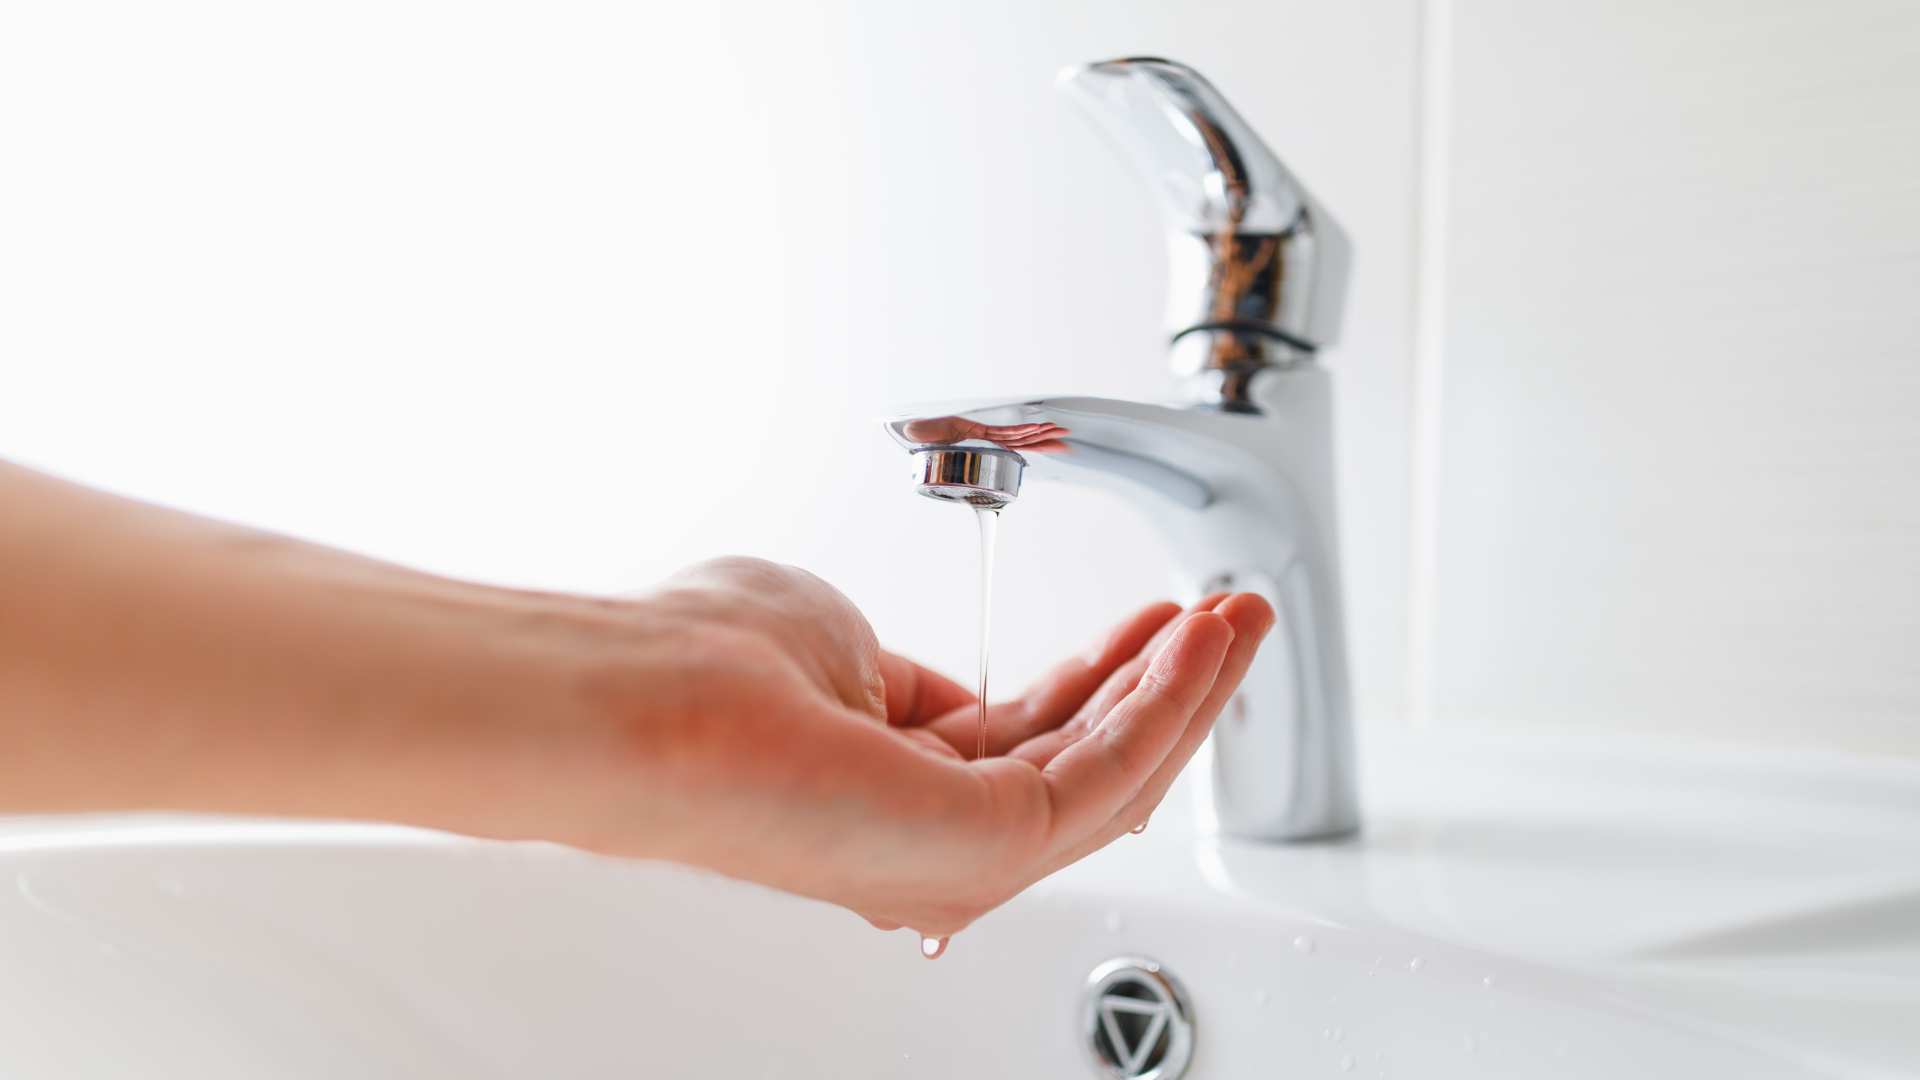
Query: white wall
[[1424, 0, 1920, 753], [0, 2, 1421, 729], [8, 2, 1909, 758]]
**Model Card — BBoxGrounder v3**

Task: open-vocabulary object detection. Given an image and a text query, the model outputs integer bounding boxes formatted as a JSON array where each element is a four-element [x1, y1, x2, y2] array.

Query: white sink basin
[[2, 734, 1915, 1078]]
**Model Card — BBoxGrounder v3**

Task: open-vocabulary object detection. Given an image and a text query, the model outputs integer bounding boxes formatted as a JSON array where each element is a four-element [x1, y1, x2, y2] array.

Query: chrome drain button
[[1082, 957, 1194, 1079]]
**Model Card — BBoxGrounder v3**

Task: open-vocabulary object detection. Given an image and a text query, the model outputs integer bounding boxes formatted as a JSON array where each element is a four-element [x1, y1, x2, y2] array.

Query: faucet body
[[885, 59, 1358, 841], [886, 370, 1357, 841]]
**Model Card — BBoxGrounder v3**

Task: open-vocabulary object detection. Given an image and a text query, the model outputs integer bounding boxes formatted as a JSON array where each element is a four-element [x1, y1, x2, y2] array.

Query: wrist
[[315, 580, 647, 841], [380, 584, 709, 860]]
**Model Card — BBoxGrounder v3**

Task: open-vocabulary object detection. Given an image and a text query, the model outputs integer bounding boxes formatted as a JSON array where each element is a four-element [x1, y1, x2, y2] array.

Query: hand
[[0, 461, 1270, 942], [566, 557, 1274, 939]]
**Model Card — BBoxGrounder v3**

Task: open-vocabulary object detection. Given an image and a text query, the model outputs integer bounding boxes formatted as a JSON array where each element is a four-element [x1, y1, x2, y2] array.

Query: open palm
[[630, 559, 1274, 942]]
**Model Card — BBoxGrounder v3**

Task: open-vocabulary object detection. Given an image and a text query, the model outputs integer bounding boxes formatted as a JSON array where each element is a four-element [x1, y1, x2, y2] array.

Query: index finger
[[1037, 612, 1233, 845]]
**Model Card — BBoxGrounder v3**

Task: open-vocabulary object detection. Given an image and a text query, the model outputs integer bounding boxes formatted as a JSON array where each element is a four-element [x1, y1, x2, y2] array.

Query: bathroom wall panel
[[1431, 0, 1920, 751]]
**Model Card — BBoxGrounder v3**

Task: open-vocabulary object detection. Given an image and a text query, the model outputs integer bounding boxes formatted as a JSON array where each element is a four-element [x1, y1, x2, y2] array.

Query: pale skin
[[0, 459, 1274, 939]]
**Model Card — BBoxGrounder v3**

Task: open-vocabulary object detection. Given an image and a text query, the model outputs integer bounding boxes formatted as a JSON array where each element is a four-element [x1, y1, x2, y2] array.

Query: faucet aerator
[[911, 447, 1023, 510]]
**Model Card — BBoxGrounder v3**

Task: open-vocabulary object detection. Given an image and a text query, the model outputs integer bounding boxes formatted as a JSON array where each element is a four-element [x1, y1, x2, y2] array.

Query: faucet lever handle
[[1060, 58, 1348, 393]]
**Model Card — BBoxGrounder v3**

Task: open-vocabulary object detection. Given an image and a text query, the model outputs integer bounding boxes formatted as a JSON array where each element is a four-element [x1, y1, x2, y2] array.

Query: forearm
[[0, 460, 627, 833]]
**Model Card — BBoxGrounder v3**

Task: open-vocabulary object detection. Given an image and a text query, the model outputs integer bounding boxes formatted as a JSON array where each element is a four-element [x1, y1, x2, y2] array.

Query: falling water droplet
[[1103, 910, 1125, 933], [1407, 956, 1424, 972], [1338, 1054, 1356, 1072], [1292, 935, 1316, 954], [919, 935, 949, 960]]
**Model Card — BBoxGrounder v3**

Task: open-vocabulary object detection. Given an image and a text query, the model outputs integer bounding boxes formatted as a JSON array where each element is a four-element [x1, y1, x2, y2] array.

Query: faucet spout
[[888, 396, 1213, 511], [887, 375, 1359, 842]]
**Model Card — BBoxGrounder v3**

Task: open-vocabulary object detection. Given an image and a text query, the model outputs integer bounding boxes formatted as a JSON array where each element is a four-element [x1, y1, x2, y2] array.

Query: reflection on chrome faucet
[[899, 417, 1072, 455], [884, 58, 1358, 842]]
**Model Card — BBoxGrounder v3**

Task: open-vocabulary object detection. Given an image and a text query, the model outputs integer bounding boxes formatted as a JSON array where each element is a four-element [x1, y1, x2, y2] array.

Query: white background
[[3, 1, 1914, 755]]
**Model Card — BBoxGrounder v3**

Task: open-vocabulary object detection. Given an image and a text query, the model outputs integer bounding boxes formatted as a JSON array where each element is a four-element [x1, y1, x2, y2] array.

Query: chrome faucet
[[885, 58, 1356, 842]]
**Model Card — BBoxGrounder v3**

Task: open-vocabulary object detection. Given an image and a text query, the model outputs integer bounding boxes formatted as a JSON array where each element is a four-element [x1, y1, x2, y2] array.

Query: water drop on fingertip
[[919, 935, 949, 960], [1130, 818, 1148, 834]]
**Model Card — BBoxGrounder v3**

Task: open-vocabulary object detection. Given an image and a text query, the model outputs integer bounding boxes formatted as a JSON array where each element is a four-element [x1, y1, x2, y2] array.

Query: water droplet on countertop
[[1292, 935, 1315, 954], [919, 935, 949, 960], [1407, 956, 1424, 972], [1103, 910, 1124, 933]]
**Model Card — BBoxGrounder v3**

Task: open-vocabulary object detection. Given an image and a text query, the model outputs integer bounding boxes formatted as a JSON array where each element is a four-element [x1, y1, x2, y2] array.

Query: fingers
[[1009, 593, 1228, 768], [917, 600, 1181, 757], [1049, 593, 1276, 868], [1037, 612, 1234, 843], [875, 651, 976, 726]]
